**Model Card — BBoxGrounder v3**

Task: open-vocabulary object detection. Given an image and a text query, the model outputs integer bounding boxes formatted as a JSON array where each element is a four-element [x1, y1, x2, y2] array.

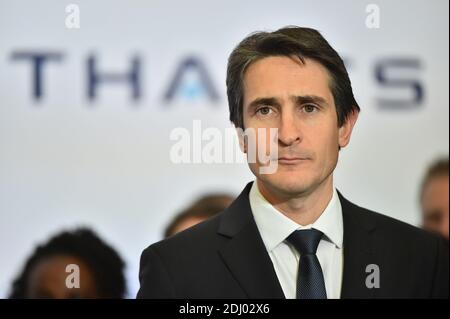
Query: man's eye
[[426, 211, 443, 224], [257, 106, 272, 115], [303, 104, 318, 113]]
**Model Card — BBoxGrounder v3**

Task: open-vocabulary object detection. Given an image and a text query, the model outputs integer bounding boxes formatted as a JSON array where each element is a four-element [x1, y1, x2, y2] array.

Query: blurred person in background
[[9, 227, 126, 299], [420, 158, 449, 240], [164, 193, 234, 238]]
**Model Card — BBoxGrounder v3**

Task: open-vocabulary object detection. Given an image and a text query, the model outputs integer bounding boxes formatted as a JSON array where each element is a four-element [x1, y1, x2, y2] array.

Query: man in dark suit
[[137, 26, 449, 299]]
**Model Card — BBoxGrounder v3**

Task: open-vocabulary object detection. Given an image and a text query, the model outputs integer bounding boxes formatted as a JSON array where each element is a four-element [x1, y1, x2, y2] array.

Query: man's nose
[[278, 111, 301, 146]]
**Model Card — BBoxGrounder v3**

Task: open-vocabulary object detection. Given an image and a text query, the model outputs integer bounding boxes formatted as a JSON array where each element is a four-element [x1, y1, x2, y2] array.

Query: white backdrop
[[0, 0, 448, 297]]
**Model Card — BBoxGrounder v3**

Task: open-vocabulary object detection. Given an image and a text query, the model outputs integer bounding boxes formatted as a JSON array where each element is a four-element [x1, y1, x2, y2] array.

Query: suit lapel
[[338, 192, 377, 299], [217, 182, 285, 299], [216, 184, 378, 299]]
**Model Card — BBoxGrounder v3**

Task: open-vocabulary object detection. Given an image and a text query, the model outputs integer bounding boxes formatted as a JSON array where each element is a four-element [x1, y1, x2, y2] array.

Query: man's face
[[241, 56, 357, 197], [422, 175, 449, 240]]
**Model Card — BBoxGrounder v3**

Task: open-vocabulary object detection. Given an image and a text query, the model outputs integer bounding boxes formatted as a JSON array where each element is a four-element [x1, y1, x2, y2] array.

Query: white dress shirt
[[249, 181, 344, 299]]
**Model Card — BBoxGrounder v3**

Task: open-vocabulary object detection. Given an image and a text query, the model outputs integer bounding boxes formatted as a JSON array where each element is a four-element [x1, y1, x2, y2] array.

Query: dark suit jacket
[[137, 182, 449, 298]]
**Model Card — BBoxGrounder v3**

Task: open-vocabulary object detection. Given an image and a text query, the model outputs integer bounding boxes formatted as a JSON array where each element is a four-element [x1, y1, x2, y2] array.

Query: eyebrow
[[293, 95, 328, 107], [247, 95, 329, 111], [247, 97, 280, 111]]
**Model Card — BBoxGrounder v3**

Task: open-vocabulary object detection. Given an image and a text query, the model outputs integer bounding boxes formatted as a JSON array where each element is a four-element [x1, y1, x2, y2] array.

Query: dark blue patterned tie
[[286, 229, 327, 299]]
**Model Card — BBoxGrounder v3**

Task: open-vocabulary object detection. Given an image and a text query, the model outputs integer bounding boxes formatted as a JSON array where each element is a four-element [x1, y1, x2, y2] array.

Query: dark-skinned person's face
[[241, 56, 358, 198], [26, 255, 100, 299]]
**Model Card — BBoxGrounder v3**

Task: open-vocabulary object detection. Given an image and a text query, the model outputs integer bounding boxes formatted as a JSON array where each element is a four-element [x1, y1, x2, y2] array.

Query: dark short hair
[[226, 26, 360, 129], [164, 193, 234, 238], [420, 158, 449, 201], [9, 227, 126, 299]]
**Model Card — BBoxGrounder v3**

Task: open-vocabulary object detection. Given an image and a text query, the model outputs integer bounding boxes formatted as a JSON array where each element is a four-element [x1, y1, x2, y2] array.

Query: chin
[[259, 171, 313, 196]]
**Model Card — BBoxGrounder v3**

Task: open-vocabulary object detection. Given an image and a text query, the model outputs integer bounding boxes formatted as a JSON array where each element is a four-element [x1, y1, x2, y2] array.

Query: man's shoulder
[[345, 198, 444, 250], [143, 212, 225, 259], [349, 200, 448, 298]]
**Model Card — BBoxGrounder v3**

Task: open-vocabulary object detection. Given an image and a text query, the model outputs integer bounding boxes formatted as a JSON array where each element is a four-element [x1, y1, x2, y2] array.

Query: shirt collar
[[249, 181, 343, 252]]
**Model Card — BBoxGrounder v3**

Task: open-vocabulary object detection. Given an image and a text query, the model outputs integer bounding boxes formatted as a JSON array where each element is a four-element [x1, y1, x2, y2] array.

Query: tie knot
[[286, 229, 323, 255]]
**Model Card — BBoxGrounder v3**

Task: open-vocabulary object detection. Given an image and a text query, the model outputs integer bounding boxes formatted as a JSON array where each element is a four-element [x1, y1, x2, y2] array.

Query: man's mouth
[[277, 157, 310, 165]]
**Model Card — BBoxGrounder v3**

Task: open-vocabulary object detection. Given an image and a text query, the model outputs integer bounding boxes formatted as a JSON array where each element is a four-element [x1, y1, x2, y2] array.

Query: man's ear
[[338, 109, 359, 148], [235, 126, 247, 153]]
